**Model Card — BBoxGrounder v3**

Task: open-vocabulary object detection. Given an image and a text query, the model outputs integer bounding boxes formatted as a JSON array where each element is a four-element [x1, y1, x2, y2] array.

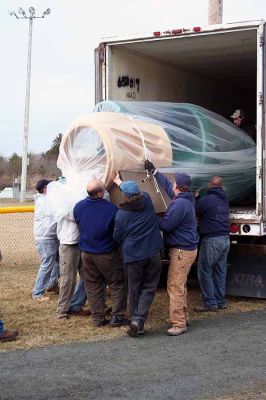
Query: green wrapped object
[[94, 101, 256, 202]]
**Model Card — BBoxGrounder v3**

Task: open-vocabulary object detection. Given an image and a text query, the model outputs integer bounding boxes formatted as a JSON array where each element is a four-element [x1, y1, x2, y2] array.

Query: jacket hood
[[119, 193, 146, 211], [207, 187, 227, 199], [176, 191, 195, 204]]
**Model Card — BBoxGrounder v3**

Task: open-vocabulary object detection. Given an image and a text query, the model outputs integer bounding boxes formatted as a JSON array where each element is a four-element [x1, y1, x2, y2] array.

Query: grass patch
[[209, 383, 266, 400], [0, 263, 265, 352]]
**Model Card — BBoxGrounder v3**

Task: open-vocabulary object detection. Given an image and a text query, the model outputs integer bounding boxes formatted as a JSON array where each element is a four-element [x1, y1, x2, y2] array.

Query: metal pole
[[208, 0, 223, 25], [20, 16, 33, 203]]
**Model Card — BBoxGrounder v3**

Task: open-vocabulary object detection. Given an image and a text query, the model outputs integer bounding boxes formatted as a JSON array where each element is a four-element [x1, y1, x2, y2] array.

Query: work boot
[[0, 330, 19, 342], [193, 306, 218, 312], [68, 309, 91, 317], [105, 306, 112, 316], [167, 326, 187, 336], [46, 284, 59, 294], [109, 316, 130, 327], [218, 304, 228, 310], [93, 319, 110, 327], [165, 318, 190, 327]]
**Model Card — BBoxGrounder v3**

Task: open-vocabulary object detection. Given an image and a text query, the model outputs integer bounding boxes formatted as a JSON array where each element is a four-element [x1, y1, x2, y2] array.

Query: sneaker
[[138, 323, 145, 335], [46, 284, 59, 294], [68, 309, 91, 317], [109, 316, 131, 327], [0, 330, 19, 342], [127, 321, 139, 337], [167, 326, 187, 336], [193, 306, 218, 312], [32, 295, 50, 302], [58, 314, 69, 320], [93, 319, 110, 327]]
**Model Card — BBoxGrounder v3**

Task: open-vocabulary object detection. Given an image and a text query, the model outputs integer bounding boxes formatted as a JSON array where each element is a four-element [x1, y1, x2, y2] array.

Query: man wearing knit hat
[[113, 174, 163, 337], [145, 161, 198, 336]]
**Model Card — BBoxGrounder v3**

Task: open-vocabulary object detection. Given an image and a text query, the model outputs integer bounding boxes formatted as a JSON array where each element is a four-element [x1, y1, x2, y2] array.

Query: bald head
[[86, 179, 105, 198], [209, 176, 223, 188]]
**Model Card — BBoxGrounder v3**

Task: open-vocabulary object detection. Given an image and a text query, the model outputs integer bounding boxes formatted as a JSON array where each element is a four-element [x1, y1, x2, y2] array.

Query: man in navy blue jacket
[[194, 176, 230, 312], [145, 161, 198, 336], [113, 174, 163, 337], [74, 179, 128, 327]]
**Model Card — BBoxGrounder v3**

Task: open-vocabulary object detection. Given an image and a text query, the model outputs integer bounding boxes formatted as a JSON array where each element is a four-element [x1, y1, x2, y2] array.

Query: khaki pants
[[167, 248, 197, 328], [82, 250, 127, 323], [57, 244, 82, 316]]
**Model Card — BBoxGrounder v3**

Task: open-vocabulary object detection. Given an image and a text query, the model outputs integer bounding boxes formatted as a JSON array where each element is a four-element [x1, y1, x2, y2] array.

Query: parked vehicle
[[95, 20, 266, 297], [0, 187, 15, 199]]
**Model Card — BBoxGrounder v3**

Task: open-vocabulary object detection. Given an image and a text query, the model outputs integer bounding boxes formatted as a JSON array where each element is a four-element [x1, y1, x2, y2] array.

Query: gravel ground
[[1, 310, 266, 400]]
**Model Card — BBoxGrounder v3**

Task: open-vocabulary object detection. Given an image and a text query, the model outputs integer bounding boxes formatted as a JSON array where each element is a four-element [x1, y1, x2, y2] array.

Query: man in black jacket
[[113, 174, 163, 337], [194, 176, 230, 312]]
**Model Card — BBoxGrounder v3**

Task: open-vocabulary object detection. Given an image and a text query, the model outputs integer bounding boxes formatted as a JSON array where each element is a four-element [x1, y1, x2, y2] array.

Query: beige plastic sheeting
[[58, 112, 173, 188]]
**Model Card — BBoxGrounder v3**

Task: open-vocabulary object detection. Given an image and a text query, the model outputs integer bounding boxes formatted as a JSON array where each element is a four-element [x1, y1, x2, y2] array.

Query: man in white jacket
[[57, 211, 83, 319], [32, 179, 59, 301]]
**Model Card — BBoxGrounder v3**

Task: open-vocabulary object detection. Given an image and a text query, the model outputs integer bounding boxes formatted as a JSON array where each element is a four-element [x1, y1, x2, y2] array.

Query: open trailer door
[[262, 21, 266, 224], [224, 21, 266, 299]]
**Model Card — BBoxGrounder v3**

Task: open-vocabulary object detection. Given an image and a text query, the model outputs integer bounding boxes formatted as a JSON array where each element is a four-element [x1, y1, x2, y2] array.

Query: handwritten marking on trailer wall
[[117, 76, 140, 100]]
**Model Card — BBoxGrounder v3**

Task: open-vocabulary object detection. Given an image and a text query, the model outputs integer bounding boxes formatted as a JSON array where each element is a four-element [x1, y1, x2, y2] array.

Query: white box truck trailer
[[95, 20, 266, 297]]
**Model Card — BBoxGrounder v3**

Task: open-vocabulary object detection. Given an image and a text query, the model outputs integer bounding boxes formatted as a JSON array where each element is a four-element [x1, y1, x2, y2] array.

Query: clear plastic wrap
[[53, 101, 256, 216], [93, 101, 256, 202]]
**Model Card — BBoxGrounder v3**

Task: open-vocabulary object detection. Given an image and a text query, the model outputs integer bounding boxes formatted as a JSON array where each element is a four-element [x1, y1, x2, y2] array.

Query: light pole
[[208, 0, 223, 25], [9, 7, 51, 202]]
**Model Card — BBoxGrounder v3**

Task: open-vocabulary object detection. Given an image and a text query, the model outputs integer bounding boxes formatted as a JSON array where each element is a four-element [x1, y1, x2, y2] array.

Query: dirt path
[[1, 310, 266, 400]]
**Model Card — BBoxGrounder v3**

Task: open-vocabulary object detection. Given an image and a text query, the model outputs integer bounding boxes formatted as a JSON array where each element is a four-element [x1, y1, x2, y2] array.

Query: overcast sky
[[0, 0, 265, 156]]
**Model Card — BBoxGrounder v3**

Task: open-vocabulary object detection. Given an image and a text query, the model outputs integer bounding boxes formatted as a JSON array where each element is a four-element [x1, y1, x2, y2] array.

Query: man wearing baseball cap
[[32, 179, 59, 301], [113, 174, 163, 337], [145, 160, 198, 336], [230, 109, 256, 141]]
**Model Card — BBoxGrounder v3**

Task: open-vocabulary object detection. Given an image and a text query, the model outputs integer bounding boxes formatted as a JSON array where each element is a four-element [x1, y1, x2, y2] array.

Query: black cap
[[35, 179, 51, 193]]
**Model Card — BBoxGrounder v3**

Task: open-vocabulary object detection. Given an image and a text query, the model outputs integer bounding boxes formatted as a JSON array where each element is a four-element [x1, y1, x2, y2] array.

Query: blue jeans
[[197, 236, 230, 308], [32, 239, 60, 298], [69, 279, 87, 312], [0, 319, 4, 334]]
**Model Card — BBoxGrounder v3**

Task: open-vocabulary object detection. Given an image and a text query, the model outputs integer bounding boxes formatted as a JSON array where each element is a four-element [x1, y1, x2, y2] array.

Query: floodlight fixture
[[29, 7, 35, 16], [9, 10, 18, 18]]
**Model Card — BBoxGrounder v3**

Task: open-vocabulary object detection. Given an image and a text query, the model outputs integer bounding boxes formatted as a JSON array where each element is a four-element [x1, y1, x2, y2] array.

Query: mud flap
[[226, 253, 266, 298]]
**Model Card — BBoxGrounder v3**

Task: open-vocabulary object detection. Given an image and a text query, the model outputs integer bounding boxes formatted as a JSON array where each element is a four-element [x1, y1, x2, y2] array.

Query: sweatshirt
[[73, 197, 118, 254], [113, 192, 163, 263], [155, 172, 199, 250], [196, 187, 229, 238], [34, 193, 57, 240], [57, 211, 80, 245]]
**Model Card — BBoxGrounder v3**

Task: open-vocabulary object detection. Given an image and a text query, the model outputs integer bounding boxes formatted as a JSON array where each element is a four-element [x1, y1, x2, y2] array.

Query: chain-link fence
[[0, 207, 39, 266]]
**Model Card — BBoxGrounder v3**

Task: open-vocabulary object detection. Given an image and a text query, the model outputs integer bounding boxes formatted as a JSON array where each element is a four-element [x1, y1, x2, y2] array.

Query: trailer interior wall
[[107, 28, 257, 119]]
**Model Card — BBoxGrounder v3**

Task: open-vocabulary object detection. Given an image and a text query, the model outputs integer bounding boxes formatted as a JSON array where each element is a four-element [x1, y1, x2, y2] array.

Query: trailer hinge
[[259, 34, 264, 46], [259, 92, 264, 105], [258, 203, 262, 213], [98, 43, 106, 63]]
